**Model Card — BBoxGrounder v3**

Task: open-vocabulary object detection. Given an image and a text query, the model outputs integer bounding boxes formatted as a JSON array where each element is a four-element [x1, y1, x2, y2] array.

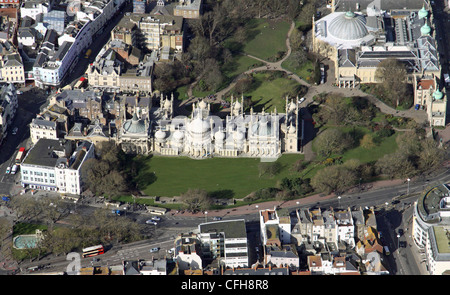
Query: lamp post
[[205, 211, 208, 223], [397, 234, 400, 250], [407, 178, 411, 195], [337, 196, 341, 208]]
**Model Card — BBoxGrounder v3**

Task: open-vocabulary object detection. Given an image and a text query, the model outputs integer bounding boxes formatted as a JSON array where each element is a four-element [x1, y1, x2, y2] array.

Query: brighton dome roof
[[328, 11, 369, 41]]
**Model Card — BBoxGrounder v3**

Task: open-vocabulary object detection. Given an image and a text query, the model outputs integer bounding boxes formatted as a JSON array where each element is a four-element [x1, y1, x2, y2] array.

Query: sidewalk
[[171, 178, 406, 219]]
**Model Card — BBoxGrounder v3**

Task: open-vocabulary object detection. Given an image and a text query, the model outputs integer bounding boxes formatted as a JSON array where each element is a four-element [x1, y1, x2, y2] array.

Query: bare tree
[[181, 189, 212, 213], [375, 58, 408, 108]]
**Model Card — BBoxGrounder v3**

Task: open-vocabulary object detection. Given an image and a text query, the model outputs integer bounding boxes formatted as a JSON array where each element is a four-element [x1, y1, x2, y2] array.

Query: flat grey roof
[[199, 219, 247, 239], [22, 138, 66, 167]]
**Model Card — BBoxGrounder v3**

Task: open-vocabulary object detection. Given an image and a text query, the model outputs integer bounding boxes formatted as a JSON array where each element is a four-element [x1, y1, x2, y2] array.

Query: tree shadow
[[208, 189, 235, 200]]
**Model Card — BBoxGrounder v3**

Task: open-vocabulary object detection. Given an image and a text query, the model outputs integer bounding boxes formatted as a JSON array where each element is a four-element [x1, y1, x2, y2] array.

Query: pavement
[[170, 177, 406, 219]]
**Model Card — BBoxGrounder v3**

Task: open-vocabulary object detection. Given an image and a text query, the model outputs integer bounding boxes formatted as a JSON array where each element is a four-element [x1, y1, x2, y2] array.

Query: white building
[[33, 0, 122, 89], [20, 138, 94, 195], [20, 0, 53, 21], [425, 226, 450, 275], [29, 116, 59, 144], [174, 233, 204, 271], [140, 95, 300, 159], [413, 183, 450, 274], [198, 219, 249, 268]]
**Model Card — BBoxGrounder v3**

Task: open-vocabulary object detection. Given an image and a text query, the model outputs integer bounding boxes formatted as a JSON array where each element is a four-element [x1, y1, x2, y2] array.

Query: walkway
[[171, 177, 406, 219]]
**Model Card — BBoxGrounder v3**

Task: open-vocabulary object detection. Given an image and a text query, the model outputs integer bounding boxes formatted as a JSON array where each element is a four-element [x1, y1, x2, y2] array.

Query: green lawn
[[134, 154, 304, 198], [302, 125, 401, 180], [222, 54, 264, 80], [242, 19, 290, 61], [342, 132, 399, 163], [281, 56, 315, 82], [235, 72, 305, 112]]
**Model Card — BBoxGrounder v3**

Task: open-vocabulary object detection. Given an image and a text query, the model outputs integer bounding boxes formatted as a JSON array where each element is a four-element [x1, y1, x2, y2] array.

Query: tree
[[375, 152, 417, 179], [375, 58, 408, 108], [314, 128, 353, 157], [181, 189, 212, 213], [418, 138, 445, 171], [234, 74, 255, 94], [311, 165, 357, 194]]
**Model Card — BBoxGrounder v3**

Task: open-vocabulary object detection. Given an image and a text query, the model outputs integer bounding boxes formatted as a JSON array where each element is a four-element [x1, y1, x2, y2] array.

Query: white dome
[[215, 130, 225, 141], [234, 131, 245, 141], [188, 116, 210, 134], [173, 130, 184, 141], [155, 129, 167, 140], [328, 11, 368, 41]]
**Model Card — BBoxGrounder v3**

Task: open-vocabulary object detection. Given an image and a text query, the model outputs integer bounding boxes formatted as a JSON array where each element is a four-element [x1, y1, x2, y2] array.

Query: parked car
[[146, 220, 157, 225], [5, 166, 10, 174], [213, 217, 222, 221], [151, 216, 161, 221], [150, 247, 159, 253]]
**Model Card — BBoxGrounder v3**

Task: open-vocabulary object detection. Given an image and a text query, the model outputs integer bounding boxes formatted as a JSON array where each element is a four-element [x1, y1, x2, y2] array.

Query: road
[[16, 162, 450, 275]]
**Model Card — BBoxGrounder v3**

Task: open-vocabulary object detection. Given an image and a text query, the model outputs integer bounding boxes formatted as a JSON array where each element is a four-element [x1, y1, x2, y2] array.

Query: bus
[[15, 147, 25, 164], [147, 206, 167, 216], [74, 77, 86, 89], [82, 245, 105, 258]]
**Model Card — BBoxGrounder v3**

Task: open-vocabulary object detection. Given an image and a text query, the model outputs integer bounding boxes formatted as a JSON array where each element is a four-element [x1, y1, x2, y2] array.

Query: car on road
[[5, 166, 10, 174], [12, 127, 18, 135], [150, 247, 159, 253], [11, 164, 18, 174], [146, 220, 157, 225], [213, 217, 222, 221], [151, 216, 161, 221]]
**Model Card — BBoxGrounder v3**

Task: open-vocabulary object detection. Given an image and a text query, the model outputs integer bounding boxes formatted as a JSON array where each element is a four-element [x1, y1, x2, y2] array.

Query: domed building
[[149, 96, 301, 159], [118, 111, 151, 154], [328, 11, 369, 41], [313, 11, 375, 57]]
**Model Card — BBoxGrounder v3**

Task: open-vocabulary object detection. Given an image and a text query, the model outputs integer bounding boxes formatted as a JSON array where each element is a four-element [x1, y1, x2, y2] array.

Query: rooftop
[[198, 219, 247, 239]]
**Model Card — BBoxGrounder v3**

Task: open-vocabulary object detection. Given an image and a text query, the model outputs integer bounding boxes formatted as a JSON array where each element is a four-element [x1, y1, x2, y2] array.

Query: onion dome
[[155, 129, 167, 141], [328, 11, 368, 40], [188, 116, 210, 134], [173, 129, 184, 141], [421, 23, 431, 36], [433, 89, 443, 100], [233, 131, 245, 142], [214, 129, 225, 141], [418, 6, 428, 19]]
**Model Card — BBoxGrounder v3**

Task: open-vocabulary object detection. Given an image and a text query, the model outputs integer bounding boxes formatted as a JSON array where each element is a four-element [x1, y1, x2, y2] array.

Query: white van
[[11, 164, 18, 175]]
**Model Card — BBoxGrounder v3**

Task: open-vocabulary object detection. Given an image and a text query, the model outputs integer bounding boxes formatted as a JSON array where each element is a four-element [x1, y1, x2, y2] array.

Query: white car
[[150, 247, 159, 253], [151, 216, 161, 221], [5, 166, 11, 174], [146, 220, 157, 225], [299, 97, 305, 104]]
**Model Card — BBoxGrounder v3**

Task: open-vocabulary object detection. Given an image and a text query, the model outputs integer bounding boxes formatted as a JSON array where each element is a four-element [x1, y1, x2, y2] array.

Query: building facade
[[20, 138, 95, 195], [413, 183, 450, 274]]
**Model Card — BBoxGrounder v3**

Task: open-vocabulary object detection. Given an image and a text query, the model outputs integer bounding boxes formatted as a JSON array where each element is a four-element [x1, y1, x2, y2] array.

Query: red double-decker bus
[[82, 245, 104, 258]]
